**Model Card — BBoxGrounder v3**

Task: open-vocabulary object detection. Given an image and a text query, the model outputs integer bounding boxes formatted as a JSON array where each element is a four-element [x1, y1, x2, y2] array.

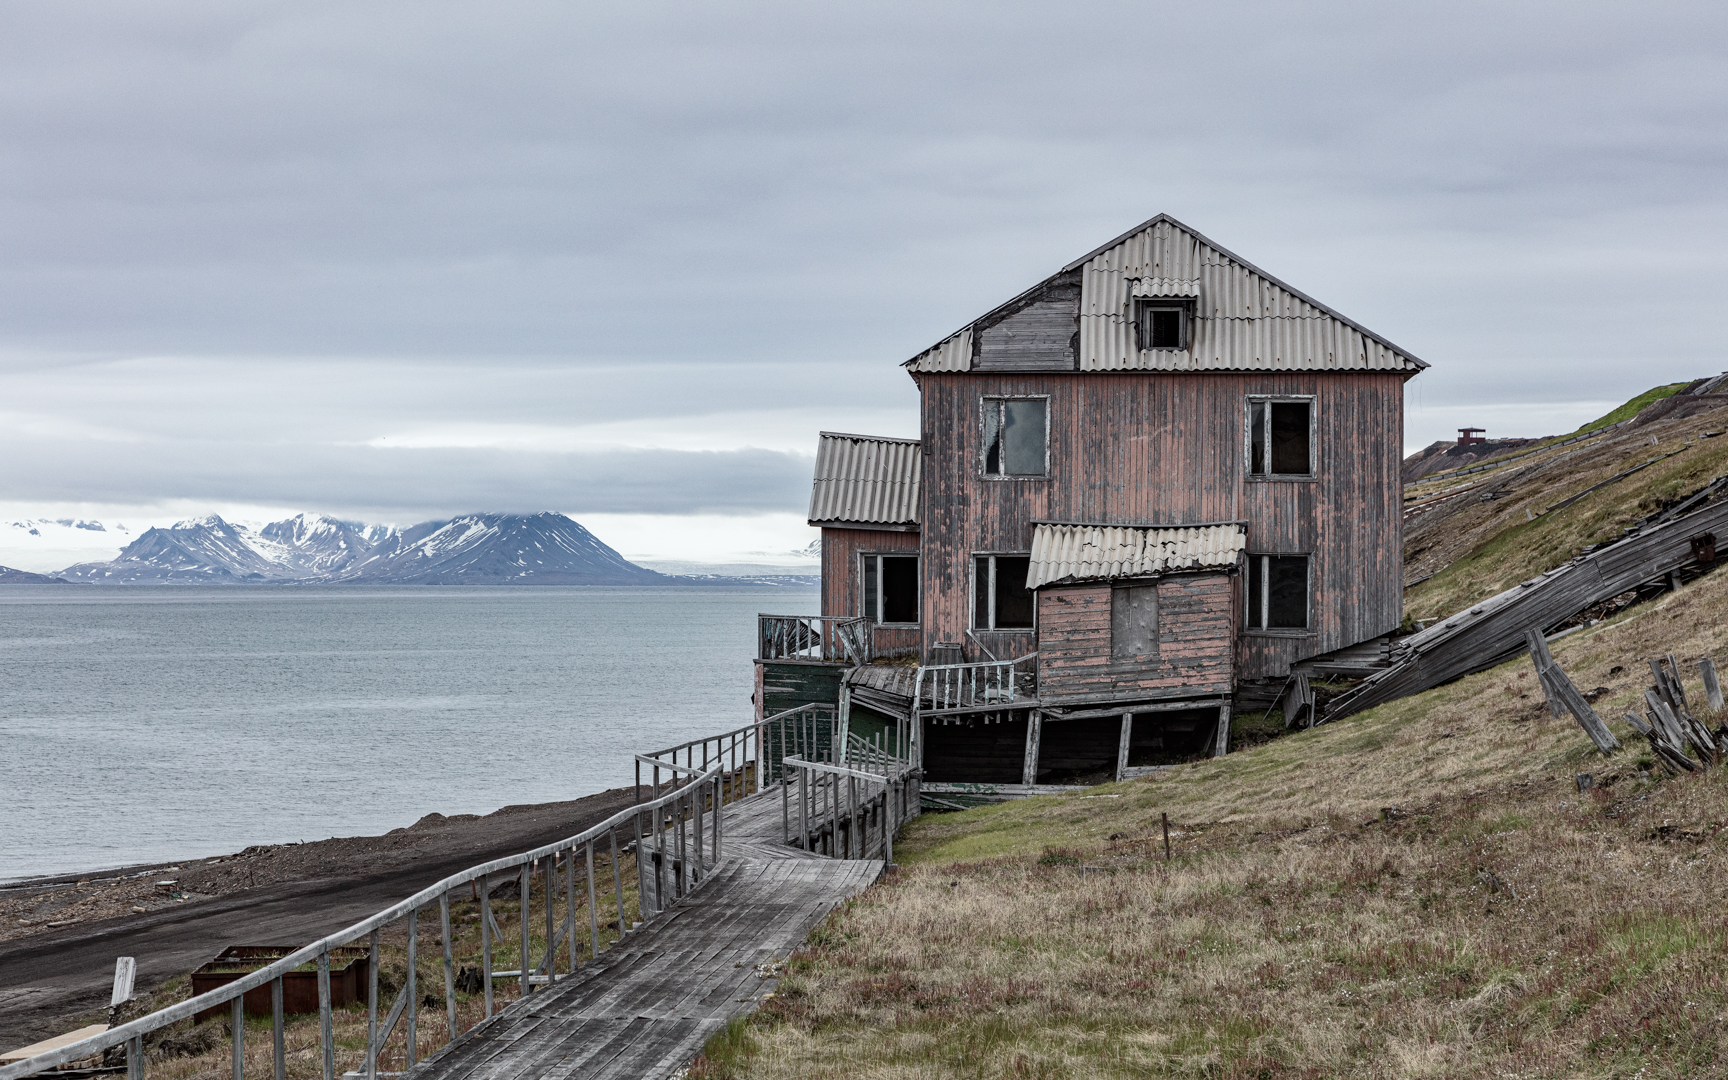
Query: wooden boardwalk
[[405, 791, 880, 1080]]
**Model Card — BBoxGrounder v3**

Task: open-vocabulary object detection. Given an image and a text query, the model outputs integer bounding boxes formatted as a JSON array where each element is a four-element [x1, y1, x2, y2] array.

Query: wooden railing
[[757, 614, 874, 664], [0, 767, 727, 1080], [634, 704, 839, 803], [915, 654, 1039, 717], [781, 755, 919, 863]]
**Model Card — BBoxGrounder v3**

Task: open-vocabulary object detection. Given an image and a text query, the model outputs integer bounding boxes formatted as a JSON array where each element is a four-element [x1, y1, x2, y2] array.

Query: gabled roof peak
[[906, 213, 1427, 375]]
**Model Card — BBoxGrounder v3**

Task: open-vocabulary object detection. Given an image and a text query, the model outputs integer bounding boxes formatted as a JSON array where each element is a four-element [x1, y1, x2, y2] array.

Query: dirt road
[[0, 787, 638, 1048]]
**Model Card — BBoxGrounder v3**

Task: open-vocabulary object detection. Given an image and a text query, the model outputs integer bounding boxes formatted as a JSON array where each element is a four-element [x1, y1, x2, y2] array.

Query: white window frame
[[970, 551, 1037, 632], [1244, 552, 1312, 634], [860, 552, 919, 627], [1135, 300, 1191, 351], [1245, 395, 1317, 480], [980, 395, 1050, 480]]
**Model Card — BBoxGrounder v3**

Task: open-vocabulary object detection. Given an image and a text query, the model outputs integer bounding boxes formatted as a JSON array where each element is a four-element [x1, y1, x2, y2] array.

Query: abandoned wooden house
[[756, 213, 1426, 792]]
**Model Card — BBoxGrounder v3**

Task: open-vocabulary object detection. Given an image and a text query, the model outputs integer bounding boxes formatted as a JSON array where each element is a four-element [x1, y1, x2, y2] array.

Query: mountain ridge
[[53, 512, 785, 586]]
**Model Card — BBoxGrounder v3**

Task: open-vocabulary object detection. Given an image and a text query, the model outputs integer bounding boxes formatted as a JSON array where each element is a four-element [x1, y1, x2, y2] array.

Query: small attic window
[[1135, 299, 1192, 351]]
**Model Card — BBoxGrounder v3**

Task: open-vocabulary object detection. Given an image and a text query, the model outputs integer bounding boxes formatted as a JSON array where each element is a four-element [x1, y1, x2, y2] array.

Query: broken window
[[1248, 398, 1313, 476], [982, 397, 1047, 477], [1135, 302, 1188, 350], [973, 554, 1034, 630], [1245, 554, 1309, 629], [862, 554, 918, 624], [1111, 583, 1159, 660]]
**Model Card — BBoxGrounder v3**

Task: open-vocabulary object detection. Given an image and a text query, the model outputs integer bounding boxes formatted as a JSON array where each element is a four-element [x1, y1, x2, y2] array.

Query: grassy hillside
[[1403, 400, 1728, 622], [700, 567, 1728, 1078], [1569, 383, 1690, 435]]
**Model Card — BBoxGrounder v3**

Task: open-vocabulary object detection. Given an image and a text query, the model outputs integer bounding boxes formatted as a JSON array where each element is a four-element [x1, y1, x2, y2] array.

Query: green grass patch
[[1569, 381, 1689, 434]]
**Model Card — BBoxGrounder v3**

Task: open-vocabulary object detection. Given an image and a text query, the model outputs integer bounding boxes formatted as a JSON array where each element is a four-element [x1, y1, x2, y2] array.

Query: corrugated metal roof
[[906, 328, 972, 372], [1079, 217, 1424, 372], [1129, 277, 1200, 298], [903, 213, 1426, 374], [1027, 522, 1245, 589], [808, 432, 922, 527]]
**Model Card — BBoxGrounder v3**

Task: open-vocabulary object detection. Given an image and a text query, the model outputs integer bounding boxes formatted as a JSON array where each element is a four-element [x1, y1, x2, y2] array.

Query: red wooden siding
[[820, 526, 922, 657], [1035, 573, 1235, 705], [916, 370, 1404, 679]]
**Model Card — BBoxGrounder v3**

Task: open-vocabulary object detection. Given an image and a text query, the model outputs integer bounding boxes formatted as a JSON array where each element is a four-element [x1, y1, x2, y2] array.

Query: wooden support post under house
[[1022, 710, 1042, 786], [1116, 712, 1132, 781], [1213, 705, 1231, 758]]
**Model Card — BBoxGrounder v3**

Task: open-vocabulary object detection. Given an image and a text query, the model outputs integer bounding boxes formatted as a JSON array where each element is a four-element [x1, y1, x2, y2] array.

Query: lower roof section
[[1027, 522, 1246, 590], [808, 431, 922, 529]]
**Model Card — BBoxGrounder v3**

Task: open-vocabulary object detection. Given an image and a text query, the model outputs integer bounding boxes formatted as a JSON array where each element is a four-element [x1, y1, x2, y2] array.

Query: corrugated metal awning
[[808, 432, 922, 527], [1129, 277, 1200, 298], [1027, 522, 1245, 589]]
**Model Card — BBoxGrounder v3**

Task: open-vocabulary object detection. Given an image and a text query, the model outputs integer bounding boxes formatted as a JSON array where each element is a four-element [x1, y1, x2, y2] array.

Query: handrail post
[[405, 907, 418, 1067], [232, 993, 244, 1080], [585, 839, 599, 961], [317, 948, 333, 1080], [439, 892, 457, 1040], [612, 827, 626, 940], [365, 928, 379, 1080], [480, 874, 494, 1018], [518, 862, 531, 997], [272, 976, 285, 1080]]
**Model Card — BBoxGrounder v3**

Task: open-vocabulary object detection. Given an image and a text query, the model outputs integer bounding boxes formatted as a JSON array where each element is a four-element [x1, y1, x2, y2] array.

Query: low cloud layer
[[2, 1, 1725, 515]]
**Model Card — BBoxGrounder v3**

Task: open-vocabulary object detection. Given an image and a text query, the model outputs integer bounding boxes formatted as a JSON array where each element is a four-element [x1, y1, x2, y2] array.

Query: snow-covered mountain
[[338, 512, 667, 585], [58, 514, 344, 583], [55, 512, 672, 586], [259, 514, 394, 576]]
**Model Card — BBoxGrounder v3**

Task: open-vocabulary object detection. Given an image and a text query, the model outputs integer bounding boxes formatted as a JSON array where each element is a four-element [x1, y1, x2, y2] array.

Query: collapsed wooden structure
[[1326, 490, 1728, 721]]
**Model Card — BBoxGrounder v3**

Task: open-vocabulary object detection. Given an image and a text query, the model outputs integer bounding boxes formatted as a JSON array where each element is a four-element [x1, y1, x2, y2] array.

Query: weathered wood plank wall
[[916, 370, 1404, 679], [1036, 573, 1235, 705], [755, 661, 846, 723], [819, 526, 922, 656]]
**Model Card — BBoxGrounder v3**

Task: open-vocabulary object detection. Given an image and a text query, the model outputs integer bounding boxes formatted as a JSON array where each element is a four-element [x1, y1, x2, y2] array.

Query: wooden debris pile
[[1620, 655, 1727, 774]]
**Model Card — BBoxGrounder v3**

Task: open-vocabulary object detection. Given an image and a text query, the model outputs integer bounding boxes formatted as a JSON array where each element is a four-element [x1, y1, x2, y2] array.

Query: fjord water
[[0, 585, 816, 882]]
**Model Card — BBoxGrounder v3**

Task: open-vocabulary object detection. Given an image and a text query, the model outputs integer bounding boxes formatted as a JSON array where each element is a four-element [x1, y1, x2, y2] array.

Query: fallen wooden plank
[[1703, 657, 1725, 713]]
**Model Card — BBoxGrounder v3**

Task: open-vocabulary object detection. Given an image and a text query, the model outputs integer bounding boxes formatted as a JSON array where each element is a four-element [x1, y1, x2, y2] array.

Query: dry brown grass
[[706, 567, 1728, 1078]]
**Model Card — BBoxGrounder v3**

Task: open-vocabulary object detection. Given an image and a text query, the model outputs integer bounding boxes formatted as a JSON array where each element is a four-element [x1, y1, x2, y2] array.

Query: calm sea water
[[0, 585, 816, 882]]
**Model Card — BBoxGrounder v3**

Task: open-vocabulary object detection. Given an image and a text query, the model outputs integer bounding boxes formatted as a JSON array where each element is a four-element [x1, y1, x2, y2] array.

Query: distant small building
[[756, 213, 1426, 790], [1457, 427, 1486, 446]]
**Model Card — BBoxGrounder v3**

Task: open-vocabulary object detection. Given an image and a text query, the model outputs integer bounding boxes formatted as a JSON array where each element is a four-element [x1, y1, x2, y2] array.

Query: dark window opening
[[973, 554, 1034, 630], [983, 398, 1047, 477], [862, 554, 918, 624], [1111, 584, 1159, 660], [1248, 399, 1311, 475], [1136, 301, 1188, 350], [1246, 554, 1309, 629]]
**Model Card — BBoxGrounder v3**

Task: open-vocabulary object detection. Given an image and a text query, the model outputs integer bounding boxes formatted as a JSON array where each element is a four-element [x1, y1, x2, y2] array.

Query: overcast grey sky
[[2, 1, 1725, 555]]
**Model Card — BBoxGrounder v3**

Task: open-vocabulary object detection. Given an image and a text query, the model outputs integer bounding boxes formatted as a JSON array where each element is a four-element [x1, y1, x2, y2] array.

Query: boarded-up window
[[1111, 584, 1159, 660], [1248, 398, 1312, 475], [973, 554, 1034, 629], [982, 398, 1048, 477], [862, 554, 918, 624], [1246, 554, 1309, 629]]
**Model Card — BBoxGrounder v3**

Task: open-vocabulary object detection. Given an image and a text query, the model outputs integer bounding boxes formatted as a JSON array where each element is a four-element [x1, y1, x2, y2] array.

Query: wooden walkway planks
[[405, 792, 879, 1080]]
